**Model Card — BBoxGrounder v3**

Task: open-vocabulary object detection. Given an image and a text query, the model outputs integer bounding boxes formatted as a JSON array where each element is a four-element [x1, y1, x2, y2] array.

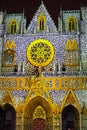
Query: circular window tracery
[[26, 39, 54, 67]]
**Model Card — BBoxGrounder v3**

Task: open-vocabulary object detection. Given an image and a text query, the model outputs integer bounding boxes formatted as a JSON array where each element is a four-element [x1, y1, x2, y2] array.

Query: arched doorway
[[32, 105, 46, 130], [0, 106, 5, 130], [24, 96, 53, 130], [32, 118, 46, 130], [3, 103, 16, 130], [62, 105, 79, 130]]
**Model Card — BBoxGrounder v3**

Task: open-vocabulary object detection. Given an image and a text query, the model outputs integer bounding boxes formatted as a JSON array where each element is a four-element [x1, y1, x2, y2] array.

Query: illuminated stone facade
[[0, 2, 87, 130]]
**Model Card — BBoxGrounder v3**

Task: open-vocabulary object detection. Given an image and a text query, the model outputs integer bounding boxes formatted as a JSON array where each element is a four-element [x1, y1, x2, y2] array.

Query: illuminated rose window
[[26, 39, 54, 67]]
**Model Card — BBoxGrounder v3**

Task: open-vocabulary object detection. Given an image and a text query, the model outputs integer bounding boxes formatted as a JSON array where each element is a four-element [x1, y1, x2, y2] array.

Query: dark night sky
[[0, 0, 87, 26]]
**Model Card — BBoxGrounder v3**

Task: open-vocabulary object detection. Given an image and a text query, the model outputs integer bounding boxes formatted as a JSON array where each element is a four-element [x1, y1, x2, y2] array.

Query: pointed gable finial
[[60, 5, 62, 17], [60, 5, 62, 12], [23, 8, 25, 14], [40, 1, 45, 13], [41, 1, 44, 5]]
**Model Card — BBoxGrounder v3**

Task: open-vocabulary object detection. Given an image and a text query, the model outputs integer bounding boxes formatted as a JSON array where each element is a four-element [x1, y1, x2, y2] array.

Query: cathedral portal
[[24, 96, 53, 130], [62, 105, 79, 130]]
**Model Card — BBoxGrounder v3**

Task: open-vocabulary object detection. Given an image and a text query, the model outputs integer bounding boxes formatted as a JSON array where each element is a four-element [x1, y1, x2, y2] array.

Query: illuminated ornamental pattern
[[0, 2, 87, 130], [27, 39, 54, 66]]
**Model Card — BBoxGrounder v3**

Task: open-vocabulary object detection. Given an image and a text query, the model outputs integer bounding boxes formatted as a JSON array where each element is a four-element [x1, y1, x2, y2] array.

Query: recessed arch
[[62, 105, 80, 130], [67, 16, 77, 31], [24, 96, 53, 130], [32, 105, 46, 130], [65, 39, 79, 71], [38, 12, 46, 31], [2, 103, 16, 130], [9, 19, 18, 34], [0, 106, 5, 130]]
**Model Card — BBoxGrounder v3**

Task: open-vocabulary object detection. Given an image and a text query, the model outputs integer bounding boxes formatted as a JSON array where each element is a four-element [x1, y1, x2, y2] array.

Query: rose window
[[26, 39, 54, 67]]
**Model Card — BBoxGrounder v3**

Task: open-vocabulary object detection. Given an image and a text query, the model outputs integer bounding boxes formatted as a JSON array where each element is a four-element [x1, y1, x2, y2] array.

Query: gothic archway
[[3, 103, 16, 130], [24, 96, 53, 130], [0, 106, 5, 130], [62, 105, 79, 130], [32, 105, 46, 130]]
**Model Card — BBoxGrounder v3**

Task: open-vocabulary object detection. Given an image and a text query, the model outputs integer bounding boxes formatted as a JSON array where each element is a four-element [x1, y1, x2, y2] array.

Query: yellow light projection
[[33, 105, 46, 120], [38, 12, 46, 31], [9, 19, 18, 34], [65, 38, 78, 51], [26, 39, 54, 67], [4, 40, 16, 50]]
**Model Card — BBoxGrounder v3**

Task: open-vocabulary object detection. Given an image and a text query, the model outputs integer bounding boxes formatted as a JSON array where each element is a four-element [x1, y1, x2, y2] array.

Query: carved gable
[[27, 2, 57, 34]]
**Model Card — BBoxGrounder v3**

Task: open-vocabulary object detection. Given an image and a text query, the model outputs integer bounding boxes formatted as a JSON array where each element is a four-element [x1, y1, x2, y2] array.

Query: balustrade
[[0, 77, 30, 90], [0, 76, 87, 90]]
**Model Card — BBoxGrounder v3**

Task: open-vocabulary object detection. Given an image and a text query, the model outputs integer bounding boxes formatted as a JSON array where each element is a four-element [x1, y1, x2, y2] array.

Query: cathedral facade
[[0, 2, 87, 130]]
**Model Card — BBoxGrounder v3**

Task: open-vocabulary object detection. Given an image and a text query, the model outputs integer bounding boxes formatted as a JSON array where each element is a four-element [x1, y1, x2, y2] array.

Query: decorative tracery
[[9, 19, 18, 34], [2, 40, 16, 71], [38, 12, 46, 31], [68, 16, 77, 31], [65, 39, 79, 71], [26, 39, 54, 67], [33, 105, 46, 120]]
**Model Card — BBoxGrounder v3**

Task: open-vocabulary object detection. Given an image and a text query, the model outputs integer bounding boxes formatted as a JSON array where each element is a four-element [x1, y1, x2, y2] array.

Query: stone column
[[53, 113, 60, 130], [22, 62, 25, 72], [46, 115, 53, 130], [83, 114, 87, 130], [23, 116, 31, 130], [59, 113, 62, 130], [18, 62, 21, 72], [0, 37, 4, 73], [82, 113, 85, 130], [16, 112, 23, 130], [58, 62, 61, 74], [81, 106, 87, 130], [80, 60, 82, 72], [80, 113, 82, 130], [53, 63, 56, 73]]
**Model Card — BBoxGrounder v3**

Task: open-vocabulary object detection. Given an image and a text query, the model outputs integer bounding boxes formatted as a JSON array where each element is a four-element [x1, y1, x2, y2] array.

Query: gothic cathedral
[[0, 2, 87, 130]]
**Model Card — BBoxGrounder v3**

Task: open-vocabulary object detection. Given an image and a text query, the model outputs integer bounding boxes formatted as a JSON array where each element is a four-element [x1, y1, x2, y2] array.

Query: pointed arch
[[33, 105, 46, 120], [62, 105, 80, 130], [24, 96, 52, 117], [2, 103, 16, 130], [38, 12, 46, 31], [24, 96, 53, 130], [60, 89, 81, 113], [0, 106, 5, 129], [32, 105, 46, 130], [9, 19, 18, 34], [1, 90, 15, 106], [68, 16, 77, 31]]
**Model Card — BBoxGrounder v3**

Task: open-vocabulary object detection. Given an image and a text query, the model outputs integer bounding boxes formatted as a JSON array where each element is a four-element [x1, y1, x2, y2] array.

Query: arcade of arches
[[0, 96, 85, 130]]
